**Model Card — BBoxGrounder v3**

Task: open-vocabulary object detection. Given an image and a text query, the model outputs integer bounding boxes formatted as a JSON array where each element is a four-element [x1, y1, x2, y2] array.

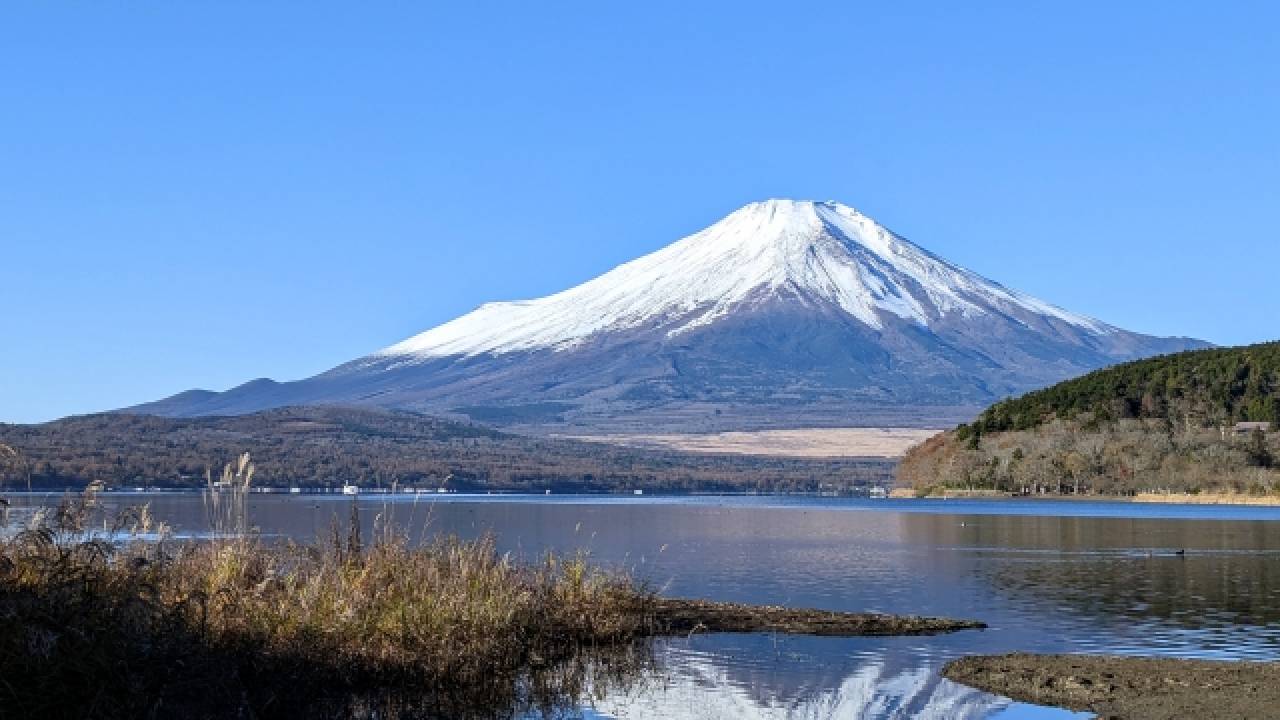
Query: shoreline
[[1131, 491, 1280, 506], [893, 488, 1280, 507], [11, 486, 1280, 507], [943, 653, 1280, 720]]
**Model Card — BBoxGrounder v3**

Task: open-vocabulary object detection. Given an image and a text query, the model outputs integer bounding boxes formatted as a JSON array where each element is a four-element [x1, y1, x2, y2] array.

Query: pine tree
[[1247, 428, 1273, 468]]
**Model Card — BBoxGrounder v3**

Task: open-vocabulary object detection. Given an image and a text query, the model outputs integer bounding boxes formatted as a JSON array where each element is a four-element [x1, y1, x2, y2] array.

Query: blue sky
[[2, 2, 1277, 423]]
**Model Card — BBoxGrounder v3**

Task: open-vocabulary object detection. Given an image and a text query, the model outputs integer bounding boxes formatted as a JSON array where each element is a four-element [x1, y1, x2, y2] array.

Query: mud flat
[[652, 598, 985, 636], [943, 653, 1280, 720]]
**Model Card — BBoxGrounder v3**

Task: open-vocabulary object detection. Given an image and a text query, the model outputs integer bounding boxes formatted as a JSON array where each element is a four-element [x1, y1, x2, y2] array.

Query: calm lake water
[[13, 493, 1280, 719]]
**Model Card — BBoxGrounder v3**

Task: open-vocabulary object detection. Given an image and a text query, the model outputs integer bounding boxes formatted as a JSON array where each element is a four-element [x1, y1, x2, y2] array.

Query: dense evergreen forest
[[900, 342, 1280, 496], [960, 341, 1280, 439], [0, 406, 891, 493]]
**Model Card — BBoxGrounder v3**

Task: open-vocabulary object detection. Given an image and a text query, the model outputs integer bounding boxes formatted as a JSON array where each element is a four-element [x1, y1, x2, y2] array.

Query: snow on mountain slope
[[377, 199, 1106, 361], [129, 199, 1207, 429], [592, 648, 1005, 719]]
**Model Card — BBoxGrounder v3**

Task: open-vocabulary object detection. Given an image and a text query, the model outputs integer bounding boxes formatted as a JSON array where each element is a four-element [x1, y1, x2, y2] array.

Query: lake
[[11, 492, 1280, 719]]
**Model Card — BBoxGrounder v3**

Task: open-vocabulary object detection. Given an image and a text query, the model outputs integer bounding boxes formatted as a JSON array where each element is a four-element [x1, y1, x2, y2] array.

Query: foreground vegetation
[[0, 405, 893, 493], [1, 455, 981, 719], [0, 464, 657, 719], [900, 342, 1279, 496]]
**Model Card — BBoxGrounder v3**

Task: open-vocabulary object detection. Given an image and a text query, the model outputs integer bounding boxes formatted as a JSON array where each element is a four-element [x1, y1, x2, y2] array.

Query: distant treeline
[[0, 406, 892, 493], [900, 342, 1280, 496]]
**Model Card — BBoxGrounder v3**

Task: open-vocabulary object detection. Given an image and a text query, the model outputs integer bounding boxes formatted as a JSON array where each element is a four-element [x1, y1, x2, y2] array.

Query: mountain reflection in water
[[588, 637, 1019, 719]]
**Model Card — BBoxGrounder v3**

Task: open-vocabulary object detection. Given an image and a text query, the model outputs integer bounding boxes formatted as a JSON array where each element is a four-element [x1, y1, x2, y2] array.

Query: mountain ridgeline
[[129, 200, 1205, 431], [899, 342, 1280, 496]]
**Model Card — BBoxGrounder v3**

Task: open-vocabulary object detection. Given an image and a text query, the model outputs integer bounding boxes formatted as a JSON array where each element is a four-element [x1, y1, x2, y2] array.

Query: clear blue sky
[[2, 2, 1277, 423]]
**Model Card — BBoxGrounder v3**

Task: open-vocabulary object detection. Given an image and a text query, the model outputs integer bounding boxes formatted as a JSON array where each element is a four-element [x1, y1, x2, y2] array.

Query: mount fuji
[[132, 200, 1206, 430]]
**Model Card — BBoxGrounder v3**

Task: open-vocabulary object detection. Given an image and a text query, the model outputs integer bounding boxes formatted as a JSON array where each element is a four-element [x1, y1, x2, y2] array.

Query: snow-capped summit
[[132, 200, 1207, 429], [378, 199, 1102, 361]]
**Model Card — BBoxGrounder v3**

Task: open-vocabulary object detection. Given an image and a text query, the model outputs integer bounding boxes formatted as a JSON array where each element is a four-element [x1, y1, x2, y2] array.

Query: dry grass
[[0, 457, 656, 719], [563, 427, 940, 458], [1132, 491, 1280, 506]]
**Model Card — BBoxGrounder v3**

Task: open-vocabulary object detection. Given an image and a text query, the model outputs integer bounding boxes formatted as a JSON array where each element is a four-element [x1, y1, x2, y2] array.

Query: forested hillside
[[960, 342, 1280, 439], [900, 342, 1280, 496], [0, 406, 890, 492]]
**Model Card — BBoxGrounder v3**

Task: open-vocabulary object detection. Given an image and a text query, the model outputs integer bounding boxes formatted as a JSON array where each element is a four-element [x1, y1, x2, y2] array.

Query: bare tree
[[0, 443, 31, 492]]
